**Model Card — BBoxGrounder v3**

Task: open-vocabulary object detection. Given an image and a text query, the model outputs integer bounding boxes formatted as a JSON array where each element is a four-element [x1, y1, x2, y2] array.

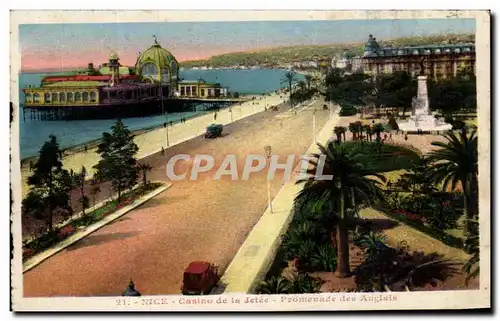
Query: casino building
[[22, 37, 228, 120], [361, 34, 476, 80]]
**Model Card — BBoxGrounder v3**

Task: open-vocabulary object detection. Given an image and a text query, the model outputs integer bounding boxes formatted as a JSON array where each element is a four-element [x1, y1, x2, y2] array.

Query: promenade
[[23, 99, 331, 297], [20, 92, 287, 198]]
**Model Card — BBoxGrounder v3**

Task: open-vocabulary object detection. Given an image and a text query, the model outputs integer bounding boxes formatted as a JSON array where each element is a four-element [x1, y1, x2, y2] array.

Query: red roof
[[185, 261, 210, 274], [42, 75, 139, 83]]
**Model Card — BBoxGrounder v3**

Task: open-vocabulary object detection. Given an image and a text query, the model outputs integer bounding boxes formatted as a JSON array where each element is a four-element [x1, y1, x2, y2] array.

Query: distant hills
[[181, 33, 475, 68]]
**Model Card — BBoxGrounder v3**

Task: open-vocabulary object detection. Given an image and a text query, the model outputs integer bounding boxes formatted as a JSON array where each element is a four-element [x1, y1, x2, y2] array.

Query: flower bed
[[22, 182, 163, 262]]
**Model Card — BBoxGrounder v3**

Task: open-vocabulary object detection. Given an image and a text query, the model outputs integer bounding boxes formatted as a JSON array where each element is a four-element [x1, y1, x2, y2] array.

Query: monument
[[397, 59, 453, 132]]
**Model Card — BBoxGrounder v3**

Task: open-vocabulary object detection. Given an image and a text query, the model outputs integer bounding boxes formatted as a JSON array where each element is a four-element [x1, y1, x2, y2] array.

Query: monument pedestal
[[397, 75, 452, 132]]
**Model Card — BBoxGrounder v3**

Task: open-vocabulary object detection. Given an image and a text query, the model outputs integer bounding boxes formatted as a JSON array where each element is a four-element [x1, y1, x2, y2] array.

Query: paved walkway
[[22, 99, 330, 297]]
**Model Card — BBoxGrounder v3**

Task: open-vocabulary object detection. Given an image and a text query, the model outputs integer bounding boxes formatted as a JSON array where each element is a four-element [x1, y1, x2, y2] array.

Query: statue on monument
[[419, 58, 426, 76]]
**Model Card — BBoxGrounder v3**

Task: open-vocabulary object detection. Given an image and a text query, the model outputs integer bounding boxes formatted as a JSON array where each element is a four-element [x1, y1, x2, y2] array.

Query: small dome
[[109, 52, 119, 60]]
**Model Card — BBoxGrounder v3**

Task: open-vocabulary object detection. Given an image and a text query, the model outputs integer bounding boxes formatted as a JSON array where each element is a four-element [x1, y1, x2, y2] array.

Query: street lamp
[[161, 84, 170, 147], [264, 145, 273, 213], [313, 108, 317, 144], [122, 278, 141, 296], [229, 107, 233, 122]]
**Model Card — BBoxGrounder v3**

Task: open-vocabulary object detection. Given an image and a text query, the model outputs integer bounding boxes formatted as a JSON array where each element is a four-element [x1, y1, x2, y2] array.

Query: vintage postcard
[[10, 10, 491, 311]]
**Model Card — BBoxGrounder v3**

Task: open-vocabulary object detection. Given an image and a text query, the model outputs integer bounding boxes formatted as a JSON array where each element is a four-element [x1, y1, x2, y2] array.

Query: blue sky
[[19, 18, 475, 70]]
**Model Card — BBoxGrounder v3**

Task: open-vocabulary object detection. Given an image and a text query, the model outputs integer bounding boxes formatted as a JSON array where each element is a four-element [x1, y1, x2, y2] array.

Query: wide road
[[23, 100, 331, 297]]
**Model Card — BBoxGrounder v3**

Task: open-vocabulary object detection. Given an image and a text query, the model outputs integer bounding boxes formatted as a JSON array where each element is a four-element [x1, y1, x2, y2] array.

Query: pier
[[21, 97, 249, 121]]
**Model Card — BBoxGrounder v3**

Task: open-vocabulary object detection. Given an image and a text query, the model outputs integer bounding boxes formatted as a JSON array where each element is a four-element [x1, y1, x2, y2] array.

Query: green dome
[[135, 38, 179, 83], [109, 52, 119, 60]]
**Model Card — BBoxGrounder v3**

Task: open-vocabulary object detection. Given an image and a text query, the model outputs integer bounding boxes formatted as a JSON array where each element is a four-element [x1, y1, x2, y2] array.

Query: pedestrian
[[214, 113, 217, 120], [404, 134, 408, 142], [84, 145, 88, 153], [389, 133, 392, 141], [170, 120, 173, 126], [29, 161, 33, 172], [161, 146, 165, 156]]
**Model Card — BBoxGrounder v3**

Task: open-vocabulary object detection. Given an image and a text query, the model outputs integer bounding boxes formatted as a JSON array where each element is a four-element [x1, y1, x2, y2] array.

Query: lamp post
[[264, 145, 273, 213], [229, 107, 233, 122], [161, 84, 170, 147], [313, 108, 317, 144]]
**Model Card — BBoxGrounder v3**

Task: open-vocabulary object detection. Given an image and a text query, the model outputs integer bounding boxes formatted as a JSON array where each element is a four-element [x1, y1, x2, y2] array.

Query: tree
[[372, 123, 385, 141], [363, 124, 373, 142], [22, 135, 72, 232], [426, 129, 478, 237], [334, 126, 346, 142], [94, 119, 139, 202], [138, 163, 153, 187], [296, 142, 386, 277], [281, 71, 298, 108]]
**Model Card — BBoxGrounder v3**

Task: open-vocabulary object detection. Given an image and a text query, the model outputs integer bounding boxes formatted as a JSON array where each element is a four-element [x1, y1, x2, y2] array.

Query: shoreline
[[19, 94, 266, 166]]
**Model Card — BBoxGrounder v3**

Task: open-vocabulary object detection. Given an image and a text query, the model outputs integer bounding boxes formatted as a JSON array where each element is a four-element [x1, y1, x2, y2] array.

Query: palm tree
[[305, 74, 313, 90], [354, 121, 364, 141], [363, 124, 373, 142], [348, 122, 357, 141], [281, 70, 298, 108], [426, 129, 478, 237], [372, 123, 385, 141], [334, 126, 344, 142], [295, 142, 386, 277]]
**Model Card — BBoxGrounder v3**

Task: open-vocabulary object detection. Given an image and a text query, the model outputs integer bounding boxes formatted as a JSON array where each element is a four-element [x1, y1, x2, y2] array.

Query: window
[[141, 62, 159, 81], [160, 68, 170, 84], [180, 87, 185, 96], [33, 93, 40, 103], [435, 49, 441, 54], [25, 93, 32, 103], [90, 91, 97, 102], [67, 92, 74, 102], [186, 86, 191, 96], [413, 49, 419, 55], [59, 92, 66, 102], [82, 92, 89, 102], [201, 89, 205, 96], [454, 48, 461, 53], [192, 86, 197, 96], [44, 93, 51, 103], [52, 93, 59, 102], [75, 92, 81, 101], [398, 50, 405, 55]]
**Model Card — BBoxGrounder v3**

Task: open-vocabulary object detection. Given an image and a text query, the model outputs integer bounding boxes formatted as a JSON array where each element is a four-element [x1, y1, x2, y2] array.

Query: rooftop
[[43, 81, 107, 88]]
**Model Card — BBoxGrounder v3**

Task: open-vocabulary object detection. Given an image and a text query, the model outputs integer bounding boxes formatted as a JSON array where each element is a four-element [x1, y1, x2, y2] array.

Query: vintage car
[[181, 261, 220, 295], [205, 124, 223, 139]]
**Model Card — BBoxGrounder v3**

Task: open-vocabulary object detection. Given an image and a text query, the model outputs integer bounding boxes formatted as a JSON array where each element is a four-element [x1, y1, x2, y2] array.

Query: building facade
[[362, 34, 476, 80], [177, 79, 228, 98]]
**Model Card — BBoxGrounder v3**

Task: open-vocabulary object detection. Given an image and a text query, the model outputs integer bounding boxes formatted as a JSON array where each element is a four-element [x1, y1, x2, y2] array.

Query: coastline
[[20, 91, 288, 196], [19, 95, 259, 166]]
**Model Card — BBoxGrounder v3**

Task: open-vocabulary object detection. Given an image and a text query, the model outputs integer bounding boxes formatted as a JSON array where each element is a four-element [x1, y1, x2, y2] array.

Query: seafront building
[[361, 34, 476, 80], [22, 38, 228, 119]]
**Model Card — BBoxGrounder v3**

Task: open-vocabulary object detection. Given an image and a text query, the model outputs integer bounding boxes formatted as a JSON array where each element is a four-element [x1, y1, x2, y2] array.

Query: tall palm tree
[[426, 128, 478, 237], [354, 121, 364, 142], [281, 70, 298, 108], [348, 122, 357, 141], [334, 126, 344, 142], [372, 123, 385, 141], [295, 142, 386, 277], [363, 124, 373, 142]]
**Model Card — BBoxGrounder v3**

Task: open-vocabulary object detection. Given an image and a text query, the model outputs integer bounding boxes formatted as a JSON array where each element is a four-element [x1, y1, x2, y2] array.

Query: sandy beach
[[22, 98, 333, 296], [19, 92, 288, 198]]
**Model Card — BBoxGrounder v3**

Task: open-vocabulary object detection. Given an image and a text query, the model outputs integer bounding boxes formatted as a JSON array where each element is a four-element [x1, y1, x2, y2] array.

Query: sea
[[17, 69, 303, 160]]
